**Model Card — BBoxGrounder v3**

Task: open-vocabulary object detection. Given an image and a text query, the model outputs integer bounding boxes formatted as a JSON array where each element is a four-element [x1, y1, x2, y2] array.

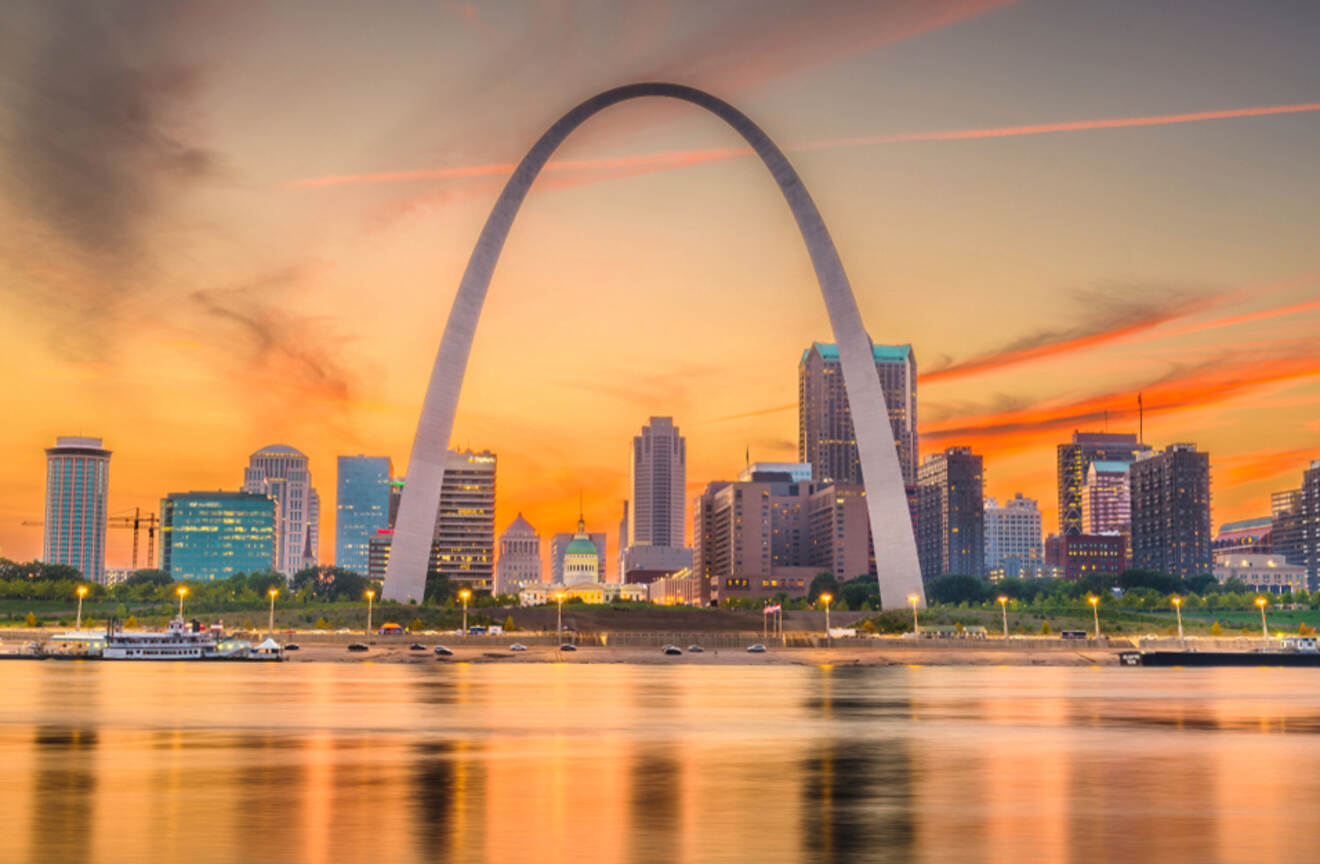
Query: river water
[[1, 661, 1316, 863]]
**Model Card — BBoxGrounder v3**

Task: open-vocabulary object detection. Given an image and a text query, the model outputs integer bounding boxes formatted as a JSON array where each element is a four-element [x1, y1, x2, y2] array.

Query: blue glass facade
[[335, 456, 392, 573], [160, 492, 276, 581]]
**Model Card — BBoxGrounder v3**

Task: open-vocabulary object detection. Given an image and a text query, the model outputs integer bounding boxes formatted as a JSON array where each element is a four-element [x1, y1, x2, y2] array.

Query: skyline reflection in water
[[2, 662, 1319, 863]]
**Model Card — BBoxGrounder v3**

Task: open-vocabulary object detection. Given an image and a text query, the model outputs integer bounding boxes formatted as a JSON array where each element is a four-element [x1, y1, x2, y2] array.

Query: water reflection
[[3, 664, 1320, 863]]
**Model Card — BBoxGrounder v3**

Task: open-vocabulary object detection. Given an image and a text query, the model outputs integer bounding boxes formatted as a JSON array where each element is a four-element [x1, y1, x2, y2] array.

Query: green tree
[[408, 618, 424, 632], [1040, 620, 1052, 635], [808, 572, 839, 604], [502, 615, 517, 632], [840, 577, 880, 611], [926, 573, 989, 605], [122, 569, 172, 587], [315, 617, 331, 630]]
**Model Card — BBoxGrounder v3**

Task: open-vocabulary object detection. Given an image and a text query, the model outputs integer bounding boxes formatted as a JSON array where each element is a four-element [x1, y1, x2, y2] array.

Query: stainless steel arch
[[383, 83, 926, 608]]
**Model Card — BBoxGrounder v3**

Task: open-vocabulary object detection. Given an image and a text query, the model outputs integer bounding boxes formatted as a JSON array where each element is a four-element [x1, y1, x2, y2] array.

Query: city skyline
[[2, 1, 1319, 569]]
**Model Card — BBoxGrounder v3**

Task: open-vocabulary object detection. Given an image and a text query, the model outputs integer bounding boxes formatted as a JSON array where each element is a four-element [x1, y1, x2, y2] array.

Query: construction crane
[[20, 507, 162, 570]]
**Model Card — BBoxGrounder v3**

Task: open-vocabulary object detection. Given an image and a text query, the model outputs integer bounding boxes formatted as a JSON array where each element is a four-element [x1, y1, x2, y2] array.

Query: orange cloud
[[1215, 447, 1319, 487]]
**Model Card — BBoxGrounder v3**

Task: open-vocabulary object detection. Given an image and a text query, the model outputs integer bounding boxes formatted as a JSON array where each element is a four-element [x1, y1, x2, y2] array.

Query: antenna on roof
[[1137, 393, 1144, 444], [745, 445, 750, 470]]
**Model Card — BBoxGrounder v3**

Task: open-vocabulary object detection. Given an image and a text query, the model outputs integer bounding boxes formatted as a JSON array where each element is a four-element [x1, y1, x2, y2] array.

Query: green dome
[[565, 536, 597, 556]]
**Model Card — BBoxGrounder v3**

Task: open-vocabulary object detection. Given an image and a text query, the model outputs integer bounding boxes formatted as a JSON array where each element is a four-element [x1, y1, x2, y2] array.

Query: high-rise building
[[983, 493, 1043, 579], [43, 436, 111, 583], [1082, 461, 1132, 536], [1271, 488, 1305, 572], [1212, 517, 1273, 555], [799, 342, 918, 487], [496, 513, 541, 594], [1056, 432, 1150, 536], [622, 417, 691, 580], [1129, 444, 1212, 578], [1303, 460, 1320, 588], [335, 455, 393, 573], [432, 450, 497, 590], [916, 447, 984, 580], [550, 531, 606, 583], [243, 445, 319, 576], [1045, 532, 1127, 581], [160, 492, 276, 581], [692, 470, 873, 605]]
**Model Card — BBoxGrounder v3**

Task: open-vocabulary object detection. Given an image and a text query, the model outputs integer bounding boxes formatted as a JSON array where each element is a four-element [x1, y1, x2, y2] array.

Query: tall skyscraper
[[623, 417, 691, 580], [432, 450, 497, 590], [1301, 460, 1320, 588], [916, 447, 984, 580], [1056, 431, 1150, 535], [160, 492, 276, 581], [243, 445, 319, 576], [43, 436, 111, 583], [1271, 488, 1305, 569], [799, 342, 918, 486], [983, 493, 1043, 579], [1082, 461, 1132, 535], [335, 455, 393, 573], [496, 513, 541, 594], [1129, 443, 1212, 578]]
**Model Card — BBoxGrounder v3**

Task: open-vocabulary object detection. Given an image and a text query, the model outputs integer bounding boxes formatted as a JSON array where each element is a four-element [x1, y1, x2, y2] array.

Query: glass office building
[[160, 492, 277, 581], [44, 436, 112, 583], [335, 455, 393, 573]]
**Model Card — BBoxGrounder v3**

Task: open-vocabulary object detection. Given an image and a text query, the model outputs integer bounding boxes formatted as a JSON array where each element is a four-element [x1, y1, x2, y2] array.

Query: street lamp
[[76, 585, 88, 631], [365, 589, 375, 635], [176, 585, 188, 621], [268, 587, 279, 637], [998, 595, 1009, 639], [1255, 596, 1269, 640], [1088, 595, 1100, 639], [459, 588, 472, 635], [1171, 596, 1184, 642], [820, 592, 833, 644], [907, 593, 920, 637], [555, 591, 566, 642]]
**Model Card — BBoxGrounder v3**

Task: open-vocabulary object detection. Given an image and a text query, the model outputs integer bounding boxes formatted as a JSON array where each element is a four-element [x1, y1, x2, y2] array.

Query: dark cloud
[[0, 2, 216, 288]]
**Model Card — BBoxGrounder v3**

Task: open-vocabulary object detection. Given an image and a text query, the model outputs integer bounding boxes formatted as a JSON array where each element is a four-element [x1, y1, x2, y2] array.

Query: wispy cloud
[[1215, 447, 1319, 487]]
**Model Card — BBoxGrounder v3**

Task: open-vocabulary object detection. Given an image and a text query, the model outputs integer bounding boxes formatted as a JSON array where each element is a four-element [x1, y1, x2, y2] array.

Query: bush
[[1040, 620, 1052, 635], [502, 615, 516, 632], [408, 618, 424, 632], [25, 611, 38, 627], [315, 617, 331, 630], [1210, 621, 1222, 635]]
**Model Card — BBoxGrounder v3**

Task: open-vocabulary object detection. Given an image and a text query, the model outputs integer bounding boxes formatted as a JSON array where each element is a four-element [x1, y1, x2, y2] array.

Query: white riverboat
[[100, 619, 253, 661]]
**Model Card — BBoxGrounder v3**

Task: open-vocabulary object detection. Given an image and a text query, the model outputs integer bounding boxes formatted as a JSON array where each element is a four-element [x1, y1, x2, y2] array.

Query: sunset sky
[[1, 0, 1317, 571]]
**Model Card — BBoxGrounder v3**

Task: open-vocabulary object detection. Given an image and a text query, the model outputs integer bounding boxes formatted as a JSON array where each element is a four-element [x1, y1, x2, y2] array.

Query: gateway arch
[[383, 82, 926, 609]]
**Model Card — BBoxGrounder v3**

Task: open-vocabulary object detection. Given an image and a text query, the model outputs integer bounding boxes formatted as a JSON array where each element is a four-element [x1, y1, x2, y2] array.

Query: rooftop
[[801, 342, 912, 365]]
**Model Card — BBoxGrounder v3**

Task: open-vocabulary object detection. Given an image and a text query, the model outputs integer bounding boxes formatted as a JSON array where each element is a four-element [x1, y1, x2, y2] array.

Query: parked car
[[509, 643, 528, 652], [687, 644, 704, 653], [347, 643, 369, 652], [409, 643, 427, 651], [1060, 630, 1088, 640], [747, 644, 767, 653], [560, 643, 577, 652], [662, 645, 682, 656], [284, 643, 300, 651], [434, 646, 454, 656]]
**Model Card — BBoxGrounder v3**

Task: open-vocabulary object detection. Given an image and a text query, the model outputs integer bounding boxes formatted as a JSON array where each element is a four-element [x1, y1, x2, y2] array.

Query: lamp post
[[365, 589, 375, 635], [76, 585, 88, 631], [176, 585, 188, 621], [820, 592, 833, 644], [1256, 596, 1269, 640], [555, 591, 565, 642], [998, 595, 1008, 639], [268, 587, 279, 637], [1171, 596, 1184, 642], [907, 593, 920, 637], [459, 588, 472, 635], [1088, 595, 1100, 639]]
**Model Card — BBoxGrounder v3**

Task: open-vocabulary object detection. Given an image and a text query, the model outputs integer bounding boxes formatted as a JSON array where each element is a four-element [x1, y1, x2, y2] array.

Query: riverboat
[[1122, 636, 1320, 667], [99, 618, 255, 661]]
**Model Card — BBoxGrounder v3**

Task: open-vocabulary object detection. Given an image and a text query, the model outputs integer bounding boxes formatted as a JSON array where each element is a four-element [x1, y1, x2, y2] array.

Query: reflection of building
[[1056, 431, 1149, 536], [984, 494, 1042, 579], [1214, 553, 1306, 594], [43, 436, 111, 583], [335, 455, 392, 573], [799, 342, 918, 486], [160, 491, 276, 581], [1129, 444, 1211, 579], [244, 444, 319, 575], [495, 514, 540, 595], [917, 447, 984, 579], [622, 417, 692, 581], [692, 465, 873, 604], [1046, 533, 1126, 581]]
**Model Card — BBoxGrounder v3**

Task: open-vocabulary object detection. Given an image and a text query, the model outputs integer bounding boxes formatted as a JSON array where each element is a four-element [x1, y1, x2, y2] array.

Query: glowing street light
[[820, 592, 833, 644], [1088, 595, 1100, 639], [555, 591, 566, 642], [365, 589, 375, 635], [176, 585, 188, 621], [1255, 596, 1269, 640], [998, 595, 1009, 639], [459, 588, 472, 635], [76, 585, 88, 631], [907, 593, 920, 637], [1171, 596, 1184, 641], [268, 587, 279, 637]]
